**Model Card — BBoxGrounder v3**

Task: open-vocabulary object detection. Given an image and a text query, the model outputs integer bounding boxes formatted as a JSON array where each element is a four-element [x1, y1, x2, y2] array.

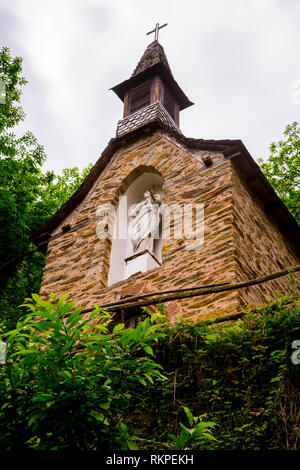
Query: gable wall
[[40, 131, 239, 322], [231, 162, 300, 307]]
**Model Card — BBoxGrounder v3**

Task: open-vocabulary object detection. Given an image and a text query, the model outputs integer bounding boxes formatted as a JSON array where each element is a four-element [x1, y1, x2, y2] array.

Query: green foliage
[[167, 407, 216, 450], [30, 165, 92, 232], [0, 47, 92, 328], [0, 295, 167, 450], [0, 294, 299, 450], [0, 46, 46, 294], [0, 46, 26, 138], [127, 295, 300, 450], [258, 122, 300, 224]]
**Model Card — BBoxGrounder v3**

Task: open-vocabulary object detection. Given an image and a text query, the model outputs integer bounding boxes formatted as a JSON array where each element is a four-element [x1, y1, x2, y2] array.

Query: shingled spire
[[131, 40, 173, 78], [111, 40, 193, 138]]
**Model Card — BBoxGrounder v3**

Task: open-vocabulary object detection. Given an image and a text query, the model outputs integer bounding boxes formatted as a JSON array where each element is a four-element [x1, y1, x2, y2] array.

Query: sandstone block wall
[[39, 130, 300, 322], [41, 131, 238, 321], [231, 162, 300, 307]]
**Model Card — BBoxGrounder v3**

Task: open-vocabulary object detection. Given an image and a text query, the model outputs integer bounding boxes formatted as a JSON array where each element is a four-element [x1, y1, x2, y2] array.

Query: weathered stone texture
[[231, 162, 300, 307], [39, 131, 300, 322], [40, 132, 238, 321]]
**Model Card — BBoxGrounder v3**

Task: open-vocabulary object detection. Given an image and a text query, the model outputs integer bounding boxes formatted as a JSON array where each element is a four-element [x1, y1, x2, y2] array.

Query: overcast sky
[[1, 0, 300, 173]]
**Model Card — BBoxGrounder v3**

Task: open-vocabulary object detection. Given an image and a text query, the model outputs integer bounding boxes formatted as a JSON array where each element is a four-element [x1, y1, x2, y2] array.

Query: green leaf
[[58, 370, 72, 380], [169, 434, 183, 449], [113, 323, 125, 334], [137, 377, 147, 386], [183, 407, 194, 427], [143, 345, 154, 356], [128, 441, 139, 450]]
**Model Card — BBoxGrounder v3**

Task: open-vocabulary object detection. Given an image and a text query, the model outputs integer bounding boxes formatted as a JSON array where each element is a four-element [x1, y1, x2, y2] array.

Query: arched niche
[[108, 167, 164, 286]]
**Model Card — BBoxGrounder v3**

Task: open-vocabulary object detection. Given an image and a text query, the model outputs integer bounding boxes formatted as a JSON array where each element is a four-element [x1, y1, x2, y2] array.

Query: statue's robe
[[128, 197, 161, 252]]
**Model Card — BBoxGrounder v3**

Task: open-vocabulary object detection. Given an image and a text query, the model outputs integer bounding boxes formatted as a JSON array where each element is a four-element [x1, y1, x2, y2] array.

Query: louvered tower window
[[128, 80, 151, 114]]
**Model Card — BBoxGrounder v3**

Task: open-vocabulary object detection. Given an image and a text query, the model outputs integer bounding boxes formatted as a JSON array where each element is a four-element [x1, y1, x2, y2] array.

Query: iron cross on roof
[[146, 22, 168, 41]]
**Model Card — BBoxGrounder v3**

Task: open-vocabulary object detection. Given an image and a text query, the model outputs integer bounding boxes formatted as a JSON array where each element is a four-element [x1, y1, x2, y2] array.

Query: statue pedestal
[[125, 249, 161, 278]]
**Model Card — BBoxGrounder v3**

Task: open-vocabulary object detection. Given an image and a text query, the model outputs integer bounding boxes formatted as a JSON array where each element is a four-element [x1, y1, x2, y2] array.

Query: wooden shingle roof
[[131, 40, 173, 78], [111, 41, 193, 111], [31, 120, 300, 254]]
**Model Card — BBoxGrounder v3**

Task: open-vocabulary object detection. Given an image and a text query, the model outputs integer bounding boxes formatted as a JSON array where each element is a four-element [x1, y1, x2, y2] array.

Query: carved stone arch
[[107, 165, 164, 286], [112, 165, 163, 204]]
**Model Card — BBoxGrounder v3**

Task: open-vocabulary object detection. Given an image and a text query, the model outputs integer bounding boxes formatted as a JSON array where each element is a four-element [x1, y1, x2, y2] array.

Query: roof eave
[[111, 62, 194, 111]]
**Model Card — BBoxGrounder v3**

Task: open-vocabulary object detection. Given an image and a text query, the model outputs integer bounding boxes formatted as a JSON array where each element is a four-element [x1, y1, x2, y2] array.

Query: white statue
[[128, 190, 162, 254]]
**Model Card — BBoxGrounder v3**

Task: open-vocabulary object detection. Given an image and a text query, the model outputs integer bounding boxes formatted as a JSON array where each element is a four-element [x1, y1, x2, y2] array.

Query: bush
[[0, 294, 167, 450], [0, 293, 299, 450], [127, 295, 300, 450]]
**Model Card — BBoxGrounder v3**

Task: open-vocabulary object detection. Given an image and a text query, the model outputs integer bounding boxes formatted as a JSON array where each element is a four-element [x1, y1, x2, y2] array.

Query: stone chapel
[[32, 38, 300, 325]]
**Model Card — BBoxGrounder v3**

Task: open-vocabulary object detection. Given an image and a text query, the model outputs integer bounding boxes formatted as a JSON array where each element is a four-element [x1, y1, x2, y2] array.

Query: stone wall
[[40, 131, 239, 321], [231, 162, 300, 307], [39, 130, 300, 322]]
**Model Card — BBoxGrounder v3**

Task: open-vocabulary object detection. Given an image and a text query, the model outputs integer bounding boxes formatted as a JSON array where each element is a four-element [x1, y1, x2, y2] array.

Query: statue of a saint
[[128, 190, 162, 254]]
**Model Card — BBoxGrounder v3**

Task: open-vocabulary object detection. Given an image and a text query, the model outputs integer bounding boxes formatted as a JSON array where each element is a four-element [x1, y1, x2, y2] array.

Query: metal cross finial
[[146, 22, 168, 41]]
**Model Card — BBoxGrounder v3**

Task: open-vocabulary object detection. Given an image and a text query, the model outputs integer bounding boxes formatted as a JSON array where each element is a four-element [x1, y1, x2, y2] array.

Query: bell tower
[[111, 38, 193, 137]]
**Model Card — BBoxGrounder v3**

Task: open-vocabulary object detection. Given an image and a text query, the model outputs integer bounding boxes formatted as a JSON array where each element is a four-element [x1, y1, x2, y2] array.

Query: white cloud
[[1, 0, 300, 172]]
